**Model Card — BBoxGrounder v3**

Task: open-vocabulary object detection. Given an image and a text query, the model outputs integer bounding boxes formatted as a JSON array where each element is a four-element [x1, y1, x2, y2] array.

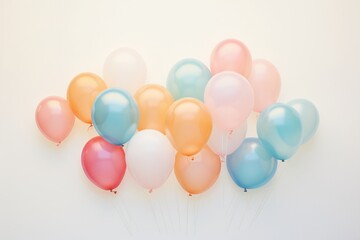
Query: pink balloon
[[210, 39, 252, 78], [35, 96, 75, 144], [248, 59, 281, 112], [205, 71, 254, 131], [81, 136, 126, 191]]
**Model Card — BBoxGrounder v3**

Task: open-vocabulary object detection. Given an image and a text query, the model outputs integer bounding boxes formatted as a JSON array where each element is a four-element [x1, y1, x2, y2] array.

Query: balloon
[[227, 138, 278, 190], [81, 136, 126, 191], [210, 39, 252, 78], [167, 58, 211, 101], [126, 130, 175, 191], [288, 99, 319, 144], [174, 146, 221, 195], [67, 72, 107, 124], [92, 88, 139, 145], [134, 84, 173, 134], [35, 96, 75, 144], [257, 103, 303, 160], [166, 98, 212, 156], [103, 48, 147, 93], [204, 71, 254, 131], [248, 59, 281, 112], [207, 123, 247, 157]]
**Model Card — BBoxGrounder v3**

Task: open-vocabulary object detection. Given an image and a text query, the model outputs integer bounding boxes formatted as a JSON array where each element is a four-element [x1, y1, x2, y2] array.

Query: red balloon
[[81, 136, 126, 191]]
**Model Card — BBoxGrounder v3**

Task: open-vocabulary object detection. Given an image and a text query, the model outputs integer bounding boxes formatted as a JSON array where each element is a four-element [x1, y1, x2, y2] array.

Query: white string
[[148, 193, 160, 234], [111, 199, 133, 236]]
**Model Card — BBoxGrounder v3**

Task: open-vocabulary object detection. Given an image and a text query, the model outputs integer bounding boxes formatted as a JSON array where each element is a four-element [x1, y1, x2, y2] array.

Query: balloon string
[[148, 193, 161, 233], [111, 199, 133, 236], [237, 194, 253, 234], [186, 195, 189, 235], [227, 192, 242, 232], [118, 196, 135, 233]]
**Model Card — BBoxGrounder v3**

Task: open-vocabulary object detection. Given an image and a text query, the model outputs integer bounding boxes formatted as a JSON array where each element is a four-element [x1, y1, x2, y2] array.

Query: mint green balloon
[[167, 58, 211, 101]]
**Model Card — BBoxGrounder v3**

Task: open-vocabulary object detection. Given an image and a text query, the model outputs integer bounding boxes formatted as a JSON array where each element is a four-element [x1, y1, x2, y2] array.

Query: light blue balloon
[[288, 99, 319, 144], [227, 138, 278, 191], [167, 58, 211, 101], [92, 88, 139, 145], [257, 103, 303, 160]]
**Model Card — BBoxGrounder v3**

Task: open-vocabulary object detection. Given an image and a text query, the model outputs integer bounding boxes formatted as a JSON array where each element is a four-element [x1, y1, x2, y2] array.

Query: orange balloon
[[166, 98, 212, 156], [175, 146, 221, 195], [67, 73, 107, 124], [134, 84, 173, 133]]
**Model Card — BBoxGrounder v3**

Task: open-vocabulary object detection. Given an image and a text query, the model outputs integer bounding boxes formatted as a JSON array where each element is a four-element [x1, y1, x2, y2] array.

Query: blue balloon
[[257, 103, 302, 160], [167, 58, 211, 101], [92, 88, 139, 145], [227, 138, 278, 190], [288, 99, 319, 144]]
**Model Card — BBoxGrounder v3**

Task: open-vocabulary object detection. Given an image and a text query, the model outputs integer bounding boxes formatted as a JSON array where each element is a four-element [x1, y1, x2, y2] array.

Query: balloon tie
[[56, 142, 61, 147], [87, 124, 93, 131], [110, 189, 117, 194], [244, 188, 247, 193], [149, 189, 153, 194]]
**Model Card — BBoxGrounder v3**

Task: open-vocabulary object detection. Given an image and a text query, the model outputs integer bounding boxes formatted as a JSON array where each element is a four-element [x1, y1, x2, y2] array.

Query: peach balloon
[[67, 72, 107, 124], [134, 84, 173, 134], [35, 96, 75, 144], [210, 39, 252, 78], [166, 98, 212, 156], [248, 59, 281, 112], [174, 146, 221, 195]]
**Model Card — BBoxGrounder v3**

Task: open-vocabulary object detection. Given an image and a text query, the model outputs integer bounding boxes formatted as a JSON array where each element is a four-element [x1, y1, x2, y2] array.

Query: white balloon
[[103, 48, 147, 94], [207, 123, 247, 157], [126, 129, 175, 191]]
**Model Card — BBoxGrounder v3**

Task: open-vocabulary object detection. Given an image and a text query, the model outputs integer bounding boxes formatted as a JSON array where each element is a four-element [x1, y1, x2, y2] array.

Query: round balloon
[[35, 96, 75, 144], [175, 146, 221, 195], [103, 48, 147, 93], [204, 71, 254, 131], [166, 98, 212, 156], [257, 103, 303, 160], [167, 58, 211, 101], [67, 72, 107, 124], [207, 123, 247, 157], [126, 130, 175, 191], [82, 136, 126, 191], [227, 138, 277, 190], [134, 84, 173, 134], [288, 99, 319, 144], [210, 39, 252, 78], [248, 59, 281, 112], [92, 88, 139, 145]]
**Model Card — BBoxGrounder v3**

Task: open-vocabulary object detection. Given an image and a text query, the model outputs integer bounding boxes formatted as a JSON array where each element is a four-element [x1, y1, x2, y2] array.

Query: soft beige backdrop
[[1, 0, 360, 239]]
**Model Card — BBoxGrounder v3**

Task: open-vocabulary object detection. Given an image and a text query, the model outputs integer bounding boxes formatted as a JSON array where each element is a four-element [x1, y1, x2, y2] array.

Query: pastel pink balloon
[[210, 39, 252, 78], [248, 59, 281, 112], [35, 96, 75, 144], [81, 136, 126, 191], [205, 71, 254, 131]]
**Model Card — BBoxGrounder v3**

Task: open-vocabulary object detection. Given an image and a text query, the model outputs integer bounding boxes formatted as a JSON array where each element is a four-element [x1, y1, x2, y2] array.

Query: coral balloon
[[134, 84, 173, 134], [35, 96, 75, 144], [81, 136, 126, 191], [210, 39, 252, 78], [207, 123, 247, 157], [257, 103, 303, 160], [166, 98, 212, 156], [288, 99, 319, 144], [103, 48, 147, 94], [126, 130, 175, 191], [92, 88, 139, 145], [175, 146, 221, 195], [204, 71, 254, 131], [67, 72, 107, 124], [167, 58, 211, 101], [248, 59, 281, 112]]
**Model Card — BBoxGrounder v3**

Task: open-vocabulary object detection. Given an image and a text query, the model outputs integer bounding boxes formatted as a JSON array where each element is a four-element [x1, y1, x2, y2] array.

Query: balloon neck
[[110, 189, 117, 194], [148, 189, 153, 194], [87, 124, 93, 131], [56, 142, 61, 147], [188, 193, 192, 197], [219, 154, 226, 163], [244, 188, 248, 193], [229, 130, 233, 135], [281, 160, 285, 162]]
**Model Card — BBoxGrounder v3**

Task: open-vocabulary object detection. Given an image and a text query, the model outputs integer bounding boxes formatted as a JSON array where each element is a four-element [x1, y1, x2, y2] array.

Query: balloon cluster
[[35, 39, 319, 194]]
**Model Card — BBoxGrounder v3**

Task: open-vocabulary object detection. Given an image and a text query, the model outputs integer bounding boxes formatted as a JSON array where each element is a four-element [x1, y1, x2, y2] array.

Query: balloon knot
[[281, 160, 285, 162], [244, 188, 248, 192], [87, 124, 93, 131], [56, 142, 61, 147], [110, 189, 117, 194], [188, 193, 192, 197], [149, 189, 153, 194]]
